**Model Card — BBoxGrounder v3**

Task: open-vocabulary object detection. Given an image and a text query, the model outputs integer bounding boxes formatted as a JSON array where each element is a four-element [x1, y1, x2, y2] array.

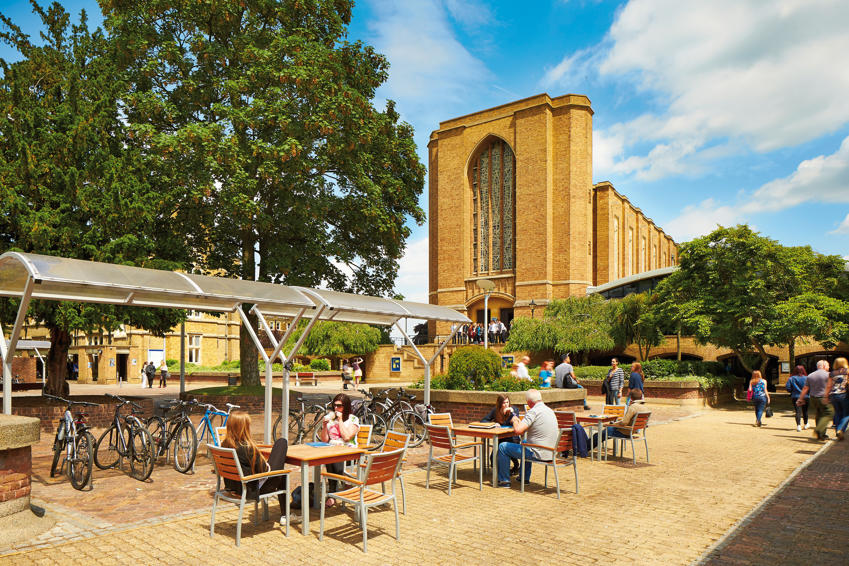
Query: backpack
[[601, 376, 610, 395]]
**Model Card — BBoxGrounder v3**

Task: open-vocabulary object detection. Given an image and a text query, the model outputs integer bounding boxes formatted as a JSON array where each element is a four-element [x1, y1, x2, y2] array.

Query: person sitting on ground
[[785, 365, 809, 431], [481, 393, 521, 475], [554, 353, 591, 411], [538, 360, 554, 388], [319, 393, 360, 506], [222, 411, 289, 526], [496, 389, 558, 487], [590, 389, 651, 449]]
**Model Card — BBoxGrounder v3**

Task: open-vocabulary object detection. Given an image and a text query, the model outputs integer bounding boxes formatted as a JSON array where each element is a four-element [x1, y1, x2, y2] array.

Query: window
[[612, 216, 620, 279], [653, 244, 658, 269], [188, 335, 202, 364], [188, 310, 204, 320], [471, 138, 515, 273], [641, 236, 647, 272], [627, 228, 634, 276]]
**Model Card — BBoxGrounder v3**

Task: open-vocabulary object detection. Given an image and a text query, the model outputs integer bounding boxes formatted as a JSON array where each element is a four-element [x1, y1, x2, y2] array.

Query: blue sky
[[2, 0, 848, 304]]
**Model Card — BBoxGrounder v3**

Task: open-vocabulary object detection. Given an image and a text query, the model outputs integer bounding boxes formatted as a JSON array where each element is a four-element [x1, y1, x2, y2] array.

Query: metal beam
[[2, 276, 34, 414]]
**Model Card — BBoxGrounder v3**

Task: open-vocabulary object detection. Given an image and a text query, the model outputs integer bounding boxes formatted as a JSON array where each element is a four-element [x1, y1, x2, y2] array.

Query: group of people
[[601, 357, 645, 407], [140, 360, 169, 388], [340, 357, 363, 390], [220, 392, 361, 525], [451, 319, 510, 345], [778, 357, 849, 441]]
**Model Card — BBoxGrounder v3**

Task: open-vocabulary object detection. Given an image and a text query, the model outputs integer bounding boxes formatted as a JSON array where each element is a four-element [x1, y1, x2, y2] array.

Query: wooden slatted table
[[451, 424, 520, 487], [575, 415, 617, 461]]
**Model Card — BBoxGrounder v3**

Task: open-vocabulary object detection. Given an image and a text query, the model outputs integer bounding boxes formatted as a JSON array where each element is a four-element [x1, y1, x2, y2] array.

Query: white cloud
[[662, 198, 745, 242], [442, 0, 492, 28], [744, 135, 849, 213], [394, 237, 429, 303], [831, 213, 849, 235], [552, 0, 849, 180]]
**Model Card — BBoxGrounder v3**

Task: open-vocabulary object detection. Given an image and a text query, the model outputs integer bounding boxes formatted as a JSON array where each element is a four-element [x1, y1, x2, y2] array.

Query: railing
[[391, 333, 510, 347]]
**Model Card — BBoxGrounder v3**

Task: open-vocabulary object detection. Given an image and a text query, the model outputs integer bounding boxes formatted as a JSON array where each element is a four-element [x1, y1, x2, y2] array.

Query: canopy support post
[[2, 276, 34, 414], [394, 321, 460, 406], [32, 347, 46, 385], [237, 306, 272, 441]]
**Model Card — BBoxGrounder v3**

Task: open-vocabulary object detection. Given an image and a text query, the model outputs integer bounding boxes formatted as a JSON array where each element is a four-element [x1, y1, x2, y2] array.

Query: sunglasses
[[333, 403, 344, 408]]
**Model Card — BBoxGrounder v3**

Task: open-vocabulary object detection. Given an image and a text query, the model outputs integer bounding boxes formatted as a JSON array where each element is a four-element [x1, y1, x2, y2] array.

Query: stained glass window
[[471, 138, 515, 274]]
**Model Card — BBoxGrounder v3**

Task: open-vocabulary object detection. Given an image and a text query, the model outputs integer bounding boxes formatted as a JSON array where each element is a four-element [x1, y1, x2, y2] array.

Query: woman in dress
[[747, 370, 770, 427], [140, 362, 149, 388], [352, 357, 364, 388], [319, 393, 360, 506]]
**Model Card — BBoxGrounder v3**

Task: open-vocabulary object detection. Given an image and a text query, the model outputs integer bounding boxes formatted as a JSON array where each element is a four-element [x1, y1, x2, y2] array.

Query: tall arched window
[[471, 138, 515, 274]]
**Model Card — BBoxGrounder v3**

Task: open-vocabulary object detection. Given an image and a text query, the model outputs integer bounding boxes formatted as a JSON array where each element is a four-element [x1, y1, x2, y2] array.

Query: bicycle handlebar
[[43, 393, 99, 408], [105, 392, 142, 411]]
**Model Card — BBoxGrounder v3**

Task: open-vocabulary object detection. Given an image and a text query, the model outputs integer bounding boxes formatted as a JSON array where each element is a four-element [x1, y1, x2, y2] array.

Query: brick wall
[[12, 397, 156, 433], [431, 399, 583, 424], [0, 446, 31, 505], [0, 356, 38, 383]]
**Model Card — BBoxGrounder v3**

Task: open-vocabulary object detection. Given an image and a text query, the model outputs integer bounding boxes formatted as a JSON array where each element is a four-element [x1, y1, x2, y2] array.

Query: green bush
[[574, 366, 609, 380], [420, 373, 542, 392], [447, 346, 504, 389], [642, 359, 725, 379], [309, 358, 331, 371]]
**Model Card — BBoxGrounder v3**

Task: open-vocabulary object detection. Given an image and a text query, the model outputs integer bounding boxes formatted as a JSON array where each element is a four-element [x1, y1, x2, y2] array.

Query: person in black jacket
[[222, 411, 289, 525], [481, 394, 521, 475]]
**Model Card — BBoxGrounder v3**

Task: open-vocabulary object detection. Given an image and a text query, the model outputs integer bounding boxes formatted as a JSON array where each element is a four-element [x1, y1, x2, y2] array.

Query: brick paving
[[4, 399, 842, 564]]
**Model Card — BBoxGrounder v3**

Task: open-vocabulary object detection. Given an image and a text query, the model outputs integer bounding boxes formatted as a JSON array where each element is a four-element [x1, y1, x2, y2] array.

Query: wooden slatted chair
[[208, 444, 291, 546], [319, 447, 407, 553], [519, 428, 579, 498], [215, 426, 227, 446], [610, 411, 652, 464], [424, 424, 482, 495], [428, 412, 453, 427], [555, 411, 576, 429], [344, 424, 374, 476], [602, 404, 626, 418], [361, 431, 410, 514]]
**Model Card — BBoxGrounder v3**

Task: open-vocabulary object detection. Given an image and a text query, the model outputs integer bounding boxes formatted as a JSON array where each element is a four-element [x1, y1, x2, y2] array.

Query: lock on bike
[[93, 393, 155, 481], [45, 394, 98, 491]]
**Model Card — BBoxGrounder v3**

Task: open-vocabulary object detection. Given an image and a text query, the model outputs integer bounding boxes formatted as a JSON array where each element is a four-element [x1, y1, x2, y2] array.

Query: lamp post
[[476, 279, 495, 349], [529, 299, 537, 319]]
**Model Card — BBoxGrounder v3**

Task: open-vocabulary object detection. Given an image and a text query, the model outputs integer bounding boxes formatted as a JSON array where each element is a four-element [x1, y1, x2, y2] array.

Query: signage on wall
[[501, 355, 514, 368], [109, 358, 115, 367], [390, 356, 401, 372]]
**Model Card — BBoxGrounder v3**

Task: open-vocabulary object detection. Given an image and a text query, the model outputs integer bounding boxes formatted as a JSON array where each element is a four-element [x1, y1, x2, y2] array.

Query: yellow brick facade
[[428, 93, 677, 335]]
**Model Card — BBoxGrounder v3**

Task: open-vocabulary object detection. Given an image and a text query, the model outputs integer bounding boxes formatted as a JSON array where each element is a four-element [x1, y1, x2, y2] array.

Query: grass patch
[[187, 385, 283, 396]]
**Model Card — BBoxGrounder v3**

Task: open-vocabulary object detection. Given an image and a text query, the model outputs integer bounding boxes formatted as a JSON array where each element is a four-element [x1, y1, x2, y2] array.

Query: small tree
[[447, 346, 502, 389], [610, 293, 664, 361]]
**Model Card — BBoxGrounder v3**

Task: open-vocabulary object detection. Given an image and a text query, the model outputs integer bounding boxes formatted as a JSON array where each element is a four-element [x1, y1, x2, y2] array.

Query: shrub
[[574, 366, 609, 380], [420, 373, 542, 392], [447, 346, 503, 389], [643, 359, 725, 379], [309, 358, 331, 371]]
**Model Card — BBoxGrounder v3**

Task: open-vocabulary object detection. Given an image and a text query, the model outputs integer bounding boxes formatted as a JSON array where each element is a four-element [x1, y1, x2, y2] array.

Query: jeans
[[792, 397, 808, 426], [753, 397, 766, 423], [831, 393, 849, 433], [590, 426, 629, 449], [576, 384, 590, 408], [497, 442, 542, 483]]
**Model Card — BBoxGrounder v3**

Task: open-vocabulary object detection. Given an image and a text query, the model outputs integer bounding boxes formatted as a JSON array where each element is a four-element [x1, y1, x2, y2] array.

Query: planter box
[[406, 388, 586, 424], [578, 379, 734, 407]]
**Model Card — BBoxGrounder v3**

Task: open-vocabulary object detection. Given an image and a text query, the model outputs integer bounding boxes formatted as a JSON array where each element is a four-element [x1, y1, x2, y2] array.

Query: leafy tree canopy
[[610, 293, 664, 361]]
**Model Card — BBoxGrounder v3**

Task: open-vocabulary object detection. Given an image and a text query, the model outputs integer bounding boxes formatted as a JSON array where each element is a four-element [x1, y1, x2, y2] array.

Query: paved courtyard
[[3, 394, 846, 565]]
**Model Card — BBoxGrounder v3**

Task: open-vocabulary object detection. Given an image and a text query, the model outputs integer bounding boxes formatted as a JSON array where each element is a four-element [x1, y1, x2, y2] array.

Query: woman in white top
[[319, 393, 360, 506]]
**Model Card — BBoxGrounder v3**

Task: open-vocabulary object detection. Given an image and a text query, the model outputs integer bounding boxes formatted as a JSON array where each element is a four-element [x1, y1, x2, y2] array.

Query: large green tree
[[610, 292, 664, 361], [654, 225, 849, 375], [103, 0, 426, 385], [0, 1, 184, 395], [504, 295, 615, 363]]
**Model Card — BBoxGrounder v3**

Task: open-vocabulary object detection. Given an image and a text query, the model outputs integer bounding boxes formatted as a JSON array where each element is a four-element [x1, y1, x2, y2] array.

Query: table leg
[[492, 435, 499, 487], [300, 463, 309, 536], [313, 464, 321, 508]]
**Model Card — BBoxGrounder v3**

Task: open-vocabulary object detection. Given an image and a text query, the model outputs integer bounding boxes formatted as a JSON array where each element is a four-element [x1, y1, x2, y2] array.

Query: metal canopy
[[294, 287, 411, 325], [388, 299, 470, 323]]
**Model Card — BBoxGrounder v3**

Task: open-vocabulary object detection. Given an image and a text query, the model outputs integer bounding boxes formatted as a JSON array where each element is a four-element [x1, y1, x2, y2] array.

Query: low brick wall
[[0, 414, 40, 517], [183, 371, 341, 385], [406, 388, 586, 424], [11, 396, 156, 433], [579, 380, 734, 406]]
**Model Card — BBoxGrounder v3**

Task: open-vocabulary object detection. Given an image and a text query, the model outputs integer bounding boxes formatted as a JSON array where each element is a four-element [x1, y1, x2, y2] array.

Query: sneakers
[[797, 425, 802, 432], [804, 423, 810, 429], [837, 430, 845, 441], [279, 515, 287, 526], [497, 481, 511, 488]]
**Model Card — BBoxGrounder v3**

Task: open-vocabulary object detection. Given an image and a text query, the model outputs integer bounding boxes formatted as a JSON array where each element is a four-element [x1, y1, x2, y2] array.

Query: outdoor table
[[451, 424, 520, 487], [575, 415, 617, 461], [260, 443, 364, 536]]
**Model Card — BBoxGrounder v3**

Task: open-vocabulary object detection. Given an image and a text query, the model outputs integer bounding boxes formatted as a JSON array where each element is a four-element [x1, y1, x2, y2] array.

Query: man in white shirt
[[516, 356, 531, 380]]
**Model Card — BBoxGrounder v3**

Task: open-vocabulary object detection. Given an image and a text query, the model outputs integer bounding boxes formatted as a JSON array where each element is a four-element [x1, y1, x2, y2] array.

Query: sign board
[[390, 356, 401, 372], [501, 355, 514, 368]]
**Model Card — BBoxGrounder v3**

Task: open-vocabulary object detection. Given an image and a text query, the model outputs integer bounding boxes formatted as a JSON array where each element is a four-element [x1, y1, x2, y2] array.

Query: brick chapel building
[[427, 93, 677, 334]]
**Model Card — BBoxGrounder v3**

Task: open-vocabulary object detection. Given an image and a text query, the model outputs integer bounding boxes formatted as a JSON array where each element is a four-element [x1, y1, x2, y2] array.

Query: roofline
[[587, 266, 678, 295]]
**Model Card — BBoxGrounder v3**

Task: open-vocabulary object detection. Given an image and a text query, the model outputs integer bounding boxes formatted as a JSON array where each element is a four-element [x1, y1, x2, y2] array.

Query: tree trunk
[[45, 326, 71, 397], [676, 329, 681, 361], [734, 349, 754, 374], [788, 339, 796, 370], [239, 309, 261, 387]]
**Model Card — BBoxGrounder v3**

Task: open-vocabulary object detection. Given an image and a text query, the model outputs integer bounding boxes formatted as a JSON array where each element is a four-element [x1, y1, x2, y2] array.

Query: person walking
[[158, 360, 168, 388], [798, 360, 834, 441], [606, 358, 625, 405], [554, 353, 591, 411], [747, 370, 770, 427], [627, 362, 645, 406], [352, 357, 363, 388], [785, 365, 809, 431], [144, 360, 156, 389], [829, 357, 849, 440]]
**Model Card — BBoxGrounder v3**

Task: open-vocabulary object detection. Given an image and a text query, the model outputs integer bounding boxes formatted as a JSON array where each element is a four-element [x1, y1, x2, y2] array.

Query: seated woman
[[539, 360, 554, 388], [319, 393, 360, 506], [221, 411, 289, 525], [481, 393, 521, 475]]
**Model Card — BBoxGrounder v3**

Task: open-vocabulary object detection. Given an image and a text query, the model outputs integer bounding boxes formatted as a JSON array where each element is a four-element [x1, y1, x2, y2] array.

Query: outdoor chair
[[428, 412, 453, 427], [424, 424, 482, 495], [215, 426, 227, 445], [610, 412, 652, 464], [344, 424, 373, 476], [520, 428, 579, 498], [319, 447, 407, 553], [602, 404, 626, 419], [555, 410, 576, 429], [208, 444, 291, 546], [362, 430, 410, 514]]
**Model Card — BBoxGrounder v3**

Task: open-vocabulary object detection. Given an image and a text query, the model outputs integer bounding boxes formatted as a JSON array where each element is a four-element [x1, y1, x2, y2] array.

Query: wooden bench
[[294, 372, 318, 386]]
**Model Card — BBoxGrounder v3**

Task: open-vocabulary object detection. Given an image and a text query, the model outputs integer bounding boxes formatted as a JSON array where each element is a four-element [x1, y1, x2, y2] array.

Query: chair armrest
[[454, 441, 483, 450], [242, 469, 291, 482], [611, 425, 633, 433], [257, 444, 273, 449], [321, 471, 363, 486], [521, 442, 554, 452]]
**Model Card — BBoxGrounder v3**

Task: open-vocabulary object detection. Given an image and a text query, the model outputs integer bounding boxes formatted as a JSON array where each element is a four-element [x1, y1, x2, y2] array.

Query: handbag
[[746, 389, 753, 402], [765, 405, 773, 418]]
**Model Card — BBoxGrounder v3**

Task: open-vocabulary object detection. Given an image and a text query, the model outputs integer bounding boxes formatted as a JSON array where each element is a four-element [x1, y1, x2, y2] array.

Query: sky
[[2, 0, 848, 306]]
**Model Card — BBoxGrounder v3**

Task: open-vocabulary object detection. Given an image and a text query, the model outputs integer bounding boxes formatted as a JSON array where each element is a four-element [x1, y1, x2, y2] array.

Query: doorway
[[117, 353, 129, 384]]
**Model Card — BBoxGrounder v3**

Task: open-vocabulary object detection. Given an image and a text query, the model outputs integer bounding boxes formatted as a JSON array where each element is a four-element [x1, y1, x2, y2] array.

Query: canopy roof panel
[[389, 299, 470, 323], [294, 287, 409, 326]]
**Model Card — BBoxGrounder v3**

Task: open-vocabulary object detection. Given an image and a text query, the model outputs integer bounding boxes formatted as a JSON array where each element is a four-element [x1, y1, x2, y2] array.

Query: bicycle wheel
[[50, 436, 66, 478], [94, 425, 123, 470], [69, 432, 94, 490], [306, 406, 327, 442], [272, 414, 283, 441], [361, 412, 386, 450], [389, 412, 427, 447], [172, 421, 197, 473], [129, 427, 155, 481], [146, 416, 167, 458]]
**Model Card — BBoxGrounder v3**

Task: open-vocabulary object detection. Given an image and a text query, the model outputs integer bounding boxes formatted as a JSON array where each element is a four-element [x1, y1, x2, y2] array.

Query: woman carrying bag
[[747, 370, 771, 427]]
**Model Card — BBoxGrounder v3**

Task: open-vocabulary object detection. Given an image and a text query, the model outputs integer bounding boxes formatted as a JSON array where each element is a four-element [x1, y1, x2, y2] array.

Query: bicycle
[[146, 399, 198, 473], [352, 389, 387, 449], [194, 401, 239, 449], [45, 394, 97, 491], [273, 394, 329, 444], [383, 388, 427, 448], [94, 393, 155, 481]]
